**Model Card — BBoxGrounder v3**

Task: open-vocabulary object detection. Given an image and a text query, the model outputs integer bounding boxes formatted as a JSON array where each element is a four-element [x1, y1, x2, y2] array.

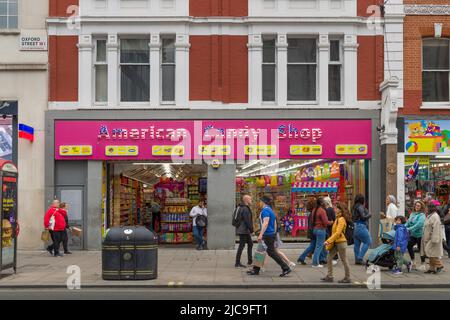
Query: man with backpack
[[234, 195, 254, 268], [190, 201, 208, 250]]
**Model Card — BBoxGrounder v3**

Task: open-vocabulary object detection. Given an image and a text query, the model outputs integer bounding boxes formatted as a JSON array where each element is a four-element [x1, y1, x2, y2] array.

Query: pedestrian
[[190, 200, 208, 250], [247, 196, 292, 277], [44, 200, 66, 257], [352, 194, 372, 265], [321, 202, 352, 283], [43, 200, 60, 255], [392, 216, 413, 275], [443, 204, 450, 259], [273, 211, 296, 270], [421, 204, 444, 274], [323, 196, 337, 265], [385, 195, 400, 219], [59, 202, 72, 255], [297, 197, 331, 268], [406, 200, 426, 268], [235, 195, 254, 268]]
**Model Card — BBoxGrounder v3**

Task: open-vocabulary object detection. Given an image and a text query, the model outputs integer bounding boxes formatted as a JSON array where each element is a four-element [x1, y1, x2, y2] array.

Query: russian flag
[[19, 124, 34, 142]]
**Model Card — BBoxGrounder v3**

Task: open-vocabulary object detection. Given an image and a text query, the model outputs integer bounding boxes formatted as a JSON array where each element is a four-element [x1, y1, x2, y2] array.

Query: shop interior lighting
[[132, 162, 188, 166], [237, 160, 289, 177], [238, 159, 322, 177]]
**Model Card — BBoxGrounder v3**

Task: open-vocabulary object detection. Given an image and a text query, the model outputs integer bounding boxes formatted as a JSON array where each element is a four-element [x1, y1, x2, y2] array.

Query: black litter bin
[[102, 226, 158, 280]]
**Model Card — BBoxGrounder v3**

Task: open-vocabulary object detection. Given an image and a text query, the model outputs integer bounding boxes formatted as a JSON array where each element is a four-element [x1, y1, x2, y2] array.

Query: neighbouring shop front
[[403, 119, 450, 214], [45, 110, 381, 250]]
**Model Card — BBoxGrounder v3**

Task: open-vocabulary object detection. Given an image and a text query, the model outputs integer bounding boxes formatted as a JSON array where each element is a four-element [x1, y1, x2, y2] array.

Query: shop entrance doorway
[[105, 162, 208, 246]]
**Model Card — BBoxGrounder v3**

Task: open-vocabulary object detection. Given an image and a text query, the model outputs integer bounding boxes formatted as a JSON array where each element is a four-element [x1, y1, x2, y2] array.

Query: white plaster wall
[[79, 0, 188, 17], [250, 0, 356, 17], [0, 0, 48, 249]]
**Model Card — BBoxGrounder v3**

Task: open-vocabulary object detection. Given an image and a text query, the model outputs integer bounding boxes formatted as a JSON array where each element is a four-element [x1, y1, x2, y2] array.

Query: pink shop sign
[[54, 119, 372, 161]]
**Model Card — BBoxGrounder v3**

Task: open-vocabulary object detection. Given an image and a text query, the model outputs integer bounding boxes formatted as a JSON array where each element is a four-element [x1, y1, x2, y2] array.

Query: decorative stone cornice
[[404, 5, 450, 15]]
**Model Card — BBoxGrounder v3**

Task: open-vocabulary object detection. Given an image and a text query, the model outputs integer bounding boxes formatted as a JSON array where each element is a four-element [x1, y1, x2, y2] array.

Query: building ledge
[[0, 29, 20, 35], [0, 63, 48, 71]]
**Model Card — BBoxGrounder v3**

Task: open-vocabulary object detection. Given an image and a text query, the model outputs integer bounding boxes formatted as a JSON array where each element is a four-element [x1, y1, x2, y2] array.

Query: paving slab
[[0, 248, 449, 289]]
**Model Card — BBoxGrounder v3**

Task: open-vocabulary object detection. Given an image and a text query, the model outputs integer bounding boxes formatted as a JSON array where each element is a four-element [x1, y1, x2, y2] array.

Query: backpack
[[345, 219, 355, 246], [231, 206, 242, 227], [195, 215, 207, 228]]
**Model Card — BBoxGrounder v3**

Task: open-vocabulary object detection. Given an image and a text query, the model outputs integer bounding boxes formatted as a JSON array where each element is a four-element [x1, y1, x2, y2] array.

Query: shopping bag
[[253, 242, 267, 268], [41, 229, 51, 242]]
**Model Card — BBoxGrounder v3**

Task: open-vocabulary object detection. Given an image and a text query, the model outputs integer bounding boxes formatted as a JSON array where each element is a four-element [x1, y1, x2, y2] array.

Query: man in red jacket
[[44, 200, 66, 257]]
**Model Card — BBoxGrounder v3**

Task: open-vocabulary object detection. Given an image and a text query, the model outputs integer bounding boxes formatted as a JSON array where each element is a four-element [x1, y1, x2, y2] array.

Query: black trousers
[[236, 234, 253, 265], [254, 234, 289, 272], [62, 229, 69, 253], [407, 236, 425, 263], [51, 231, 64, 255], [47, 230, 55, 251]]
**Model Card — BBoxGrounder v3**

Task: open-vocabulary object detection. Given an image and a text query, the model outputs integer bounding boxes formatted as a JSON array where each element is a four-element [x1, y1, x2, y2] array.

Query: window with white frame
[[423, 38, 450, 103], [95, 39, 108, 103], [262, 38, 276, 102], [287, 38, 317, 102], [329, 39, 342, 102], [161, 37, 175, 102], [0, 0, 18, 29], [120, 39, 150, 102]]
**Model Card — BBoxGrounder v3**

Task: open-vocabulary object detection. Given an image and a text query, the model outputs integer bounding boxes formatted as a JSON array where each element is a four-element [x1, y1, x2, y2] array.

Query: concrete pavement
[[1, 246, 449, 289]]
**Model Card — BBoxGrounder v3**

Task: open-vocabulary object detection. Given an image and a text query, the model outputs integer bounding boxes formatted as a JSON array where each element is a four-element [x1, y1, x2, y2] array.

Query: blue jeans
[[298, 229, 327, 266], [193, 226, 204, 246], [354, 223, 372, 261]]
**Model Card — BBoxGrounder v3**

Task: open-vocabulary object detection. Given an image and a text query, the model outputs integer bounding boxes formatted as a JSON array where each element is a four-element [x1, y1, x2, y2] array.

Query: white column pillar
[[150, 34, 161, 108], [107, 34, 119, 108], [276, 34, 288, 107], [248, 34, 263, 108], [318, 34, 329, 107], [175, 34, 190, 108], [343, 34, 359, 108], [78, 34, 93, 108]]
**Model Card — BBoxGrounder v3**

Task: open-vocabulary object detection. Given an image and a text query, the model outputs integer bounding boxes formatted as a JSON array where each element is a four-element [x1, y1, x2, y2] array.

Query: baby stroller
[[366, 230, 396, 269]]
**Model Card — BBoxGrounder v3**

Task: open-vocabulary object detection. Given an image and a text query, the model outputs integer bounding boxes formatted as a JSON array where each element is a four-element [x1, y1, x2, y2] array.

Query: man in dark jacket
[[235, 195, 254, 268]]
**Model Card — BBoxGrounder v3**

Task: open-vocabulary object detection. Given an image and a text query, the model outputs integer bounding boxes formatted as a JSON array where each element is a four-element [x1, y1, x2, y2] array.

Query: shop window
[[287, 38, 317, 102], [0, 0, 18, 29], [262, 38, 276, 102], [329, 39, 342, 102], [422, 38, 450, 103], [120, 39, 150, 102], [94, 39, 108, 103], [161, 37, 176, 102]]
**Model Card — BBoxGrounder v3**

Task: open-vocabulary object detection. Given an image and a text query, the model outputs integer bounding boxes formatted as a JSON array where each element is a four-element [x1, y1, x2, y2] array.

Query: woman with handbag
[[321, 202, 352, 283], [352, 194, 372, 265], [297, 197, 331, 268], [43, 200, 60, 255]]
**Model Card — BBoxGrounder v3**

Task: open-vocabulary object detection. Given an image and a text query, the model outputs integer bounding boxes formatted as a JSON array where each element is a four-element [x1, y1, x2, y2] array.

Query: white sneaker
[[418, 264, 427, 272], [312, 264, 324, 268], [332, 260, 338, 266]]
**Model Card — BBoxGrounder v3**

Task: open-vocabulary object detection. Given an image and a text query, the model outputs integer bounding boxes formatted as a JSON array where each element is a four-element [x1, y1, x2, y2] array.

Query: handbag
[[307, 209, 318, 240], [41, 229, 51, 242], [444, 212, 450, 225]]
